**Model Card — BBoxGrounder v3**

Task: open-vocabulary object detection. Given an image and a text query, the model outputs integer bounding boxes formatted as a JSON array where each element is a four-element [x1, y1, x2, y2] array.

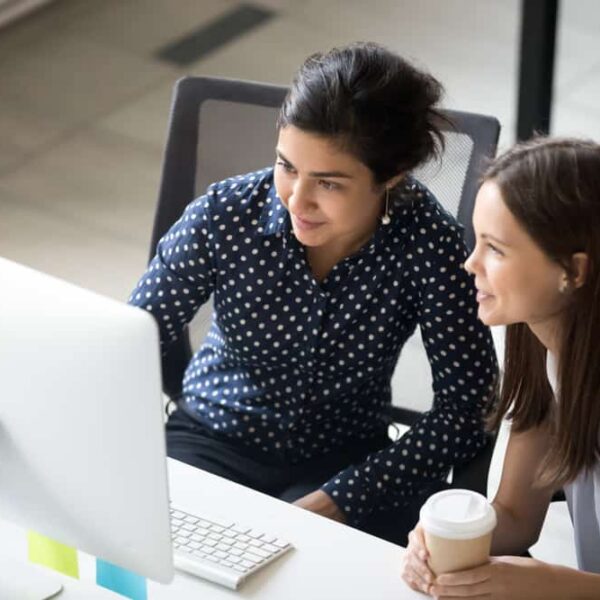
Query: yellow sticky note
[[27, 531, 79, 579]]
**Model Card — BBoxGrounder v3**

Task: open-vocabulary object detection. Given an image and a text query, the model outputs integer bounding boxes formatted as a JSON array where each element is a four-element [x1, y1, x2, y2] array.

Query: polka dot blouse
[[129, 168, 497, 526]]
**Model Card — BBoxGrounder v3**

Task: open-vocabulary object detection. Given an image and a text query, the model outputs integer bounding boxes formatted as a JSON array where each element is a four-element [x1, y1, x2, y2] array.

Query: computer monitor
[[0, 257, 174, 598]]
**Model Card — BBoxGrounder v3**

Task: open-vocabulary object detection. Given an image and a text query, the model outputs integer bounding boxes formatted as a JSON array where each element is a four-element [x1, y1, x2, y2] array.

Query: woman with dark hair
[[130, 42, 497, 544], [402, 137, 600, 597]]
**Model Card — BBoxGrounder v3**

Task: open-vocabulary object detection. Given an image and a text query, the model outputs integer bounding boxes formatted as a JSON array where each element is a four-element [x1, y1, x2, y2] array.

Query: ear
[[383, 172, 405, 191], [569, 252, 589, 288]]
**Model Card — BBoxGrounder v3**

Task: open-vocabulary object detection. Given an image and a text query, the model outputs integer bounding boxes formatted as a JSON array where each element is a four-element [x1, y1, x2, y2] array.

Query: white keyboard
[[170, 505, 293, 590]]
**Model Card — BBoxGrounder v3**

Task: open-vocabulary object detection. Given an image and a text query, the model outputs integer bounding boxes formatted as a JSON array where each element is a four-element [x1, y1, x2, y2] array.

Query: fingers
[[408, 527, 432, 572], [431, 567, 491, 598], [401, 554, 433, 594], [408, 526, 428, 557], [436, 564, 490, 586], [401, 526, 435, 594], [434, 596, 490, 600], [431, 584, 490, 599]]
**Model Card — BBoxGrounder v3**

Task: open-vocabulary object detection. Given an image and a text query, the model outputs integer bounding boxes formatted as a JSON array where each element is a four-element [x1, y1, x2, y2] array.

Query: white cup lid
[[420, 489, 497, 540]]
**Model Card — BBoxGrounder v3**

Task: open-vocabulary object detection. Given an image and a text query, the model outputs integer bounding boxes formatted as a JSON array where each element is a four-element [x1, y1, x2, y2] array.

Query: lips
[[476, 289, 493, 302], [292, 214, 325, 231]]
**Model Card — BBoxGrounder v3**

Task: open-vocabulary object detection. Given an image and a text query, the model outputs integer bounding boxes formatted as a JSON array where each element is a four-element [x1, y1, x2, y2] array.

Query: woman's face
[[274, 126, 385, 251], [465, 180, 568, 328]]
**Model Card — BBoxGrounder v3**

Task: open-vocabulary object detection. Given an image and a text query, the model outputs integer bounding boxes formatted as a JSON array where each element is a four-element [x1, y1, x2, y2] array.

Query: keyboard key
[[220, 535, 235, 546], [198, 519, 213, 529], [184, 515, 199, 524], [248, 547, 270, 559], [232, 524, 251, 534], [209, 516, 235, 528], [236, 534, 250, 543], [273, 538, 290, 549], [240, 559, 256, 568], [260, 534, 277, 544], [263, 543, 280, 554], [248, 539, 264, 548], [242, 553, 263, 564], [214, 551, 228, 560], [247, 529, 265, 539]]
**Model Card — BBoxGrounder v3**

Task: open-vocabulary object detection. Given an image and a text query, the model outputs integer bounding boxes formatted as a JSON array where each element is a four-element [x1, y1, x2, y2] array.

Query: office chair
[[149, 76, 501, 495]]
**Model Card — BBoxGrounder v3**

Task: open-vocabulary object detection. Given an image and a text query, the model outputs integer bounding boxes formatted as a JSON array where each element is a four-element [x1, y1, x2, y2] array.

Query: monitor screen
[[0, 257, 174, 594]]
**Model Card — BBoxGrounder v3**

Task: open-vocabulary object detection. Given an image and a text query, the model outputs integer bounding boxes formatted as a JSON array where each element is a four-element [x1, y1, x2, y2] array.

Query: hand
[[293, 490, 346, 523], [401, 523, 435, 595], [430, 555, 557, 600]]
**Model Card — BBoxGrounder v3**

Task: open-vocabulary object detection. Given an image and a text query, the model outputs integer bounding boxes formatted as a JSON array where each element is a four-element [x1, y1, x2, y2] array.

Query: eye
[[487, 242, 503, 256], [276, 160, 295, 174], [318, 179, 341, 191]]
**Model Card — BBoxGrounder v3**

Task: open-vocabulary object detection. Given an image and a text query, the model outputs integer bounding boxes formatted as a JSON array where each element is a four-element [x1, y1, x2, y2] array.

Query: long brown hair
[[485, 137, 600, 487]]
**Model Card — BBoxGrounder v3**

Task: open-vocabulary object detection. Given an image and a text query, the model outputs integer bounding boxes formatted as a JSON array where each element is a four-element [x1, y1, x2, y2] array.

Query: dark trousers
[[166, 408, 449, 547]]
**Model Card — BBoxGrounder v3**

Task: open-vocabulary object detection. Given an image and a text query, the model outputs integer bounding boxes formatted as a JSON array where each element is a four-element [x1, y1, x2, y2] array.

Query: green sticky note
[[27, 531, 80, 579]]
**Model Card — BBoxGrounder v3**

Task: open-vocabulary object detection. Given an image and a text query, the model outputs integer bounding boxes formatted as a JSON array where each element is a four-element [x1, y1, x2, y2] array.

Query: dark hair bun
[[278, 42, 446, 183]]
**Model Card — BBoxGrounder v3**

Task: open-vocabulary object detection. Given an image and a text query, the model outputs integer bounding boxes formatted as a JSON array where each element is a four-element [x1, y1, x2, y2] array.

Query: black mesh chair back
[[149, 76, 501, 494]]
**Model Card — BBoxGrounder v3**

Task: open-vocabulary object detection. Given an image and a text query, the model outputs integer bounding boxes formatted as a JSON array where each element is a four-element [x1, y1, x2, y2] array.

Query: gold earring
[[381, 188, 391, 225]]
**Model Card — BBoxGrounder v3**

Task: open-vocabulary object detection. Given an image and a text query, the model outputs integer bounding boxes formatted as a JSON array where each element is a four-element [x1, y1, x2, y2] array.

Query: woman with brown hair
[[401, 137, 600, 598]]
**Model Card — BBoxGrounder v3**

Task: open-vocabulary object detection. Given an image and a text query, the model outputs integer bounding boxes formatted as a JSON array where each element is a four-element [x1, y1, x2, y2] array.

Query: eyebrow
[[275, 150, 354, 179], [481, 233, 510, 246]]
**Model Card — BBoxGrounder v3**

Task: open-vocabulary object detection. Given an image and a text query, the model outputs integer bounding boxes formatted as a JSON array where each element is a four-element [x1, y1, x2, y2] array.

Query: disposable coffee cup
[[419, 489, 497, 576]]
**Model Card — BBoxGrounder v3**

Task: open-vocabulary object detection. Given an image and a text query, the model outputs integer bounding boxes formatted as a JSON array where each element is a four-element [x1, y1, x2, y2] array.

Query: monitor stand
[[0, 557, 63, 599]]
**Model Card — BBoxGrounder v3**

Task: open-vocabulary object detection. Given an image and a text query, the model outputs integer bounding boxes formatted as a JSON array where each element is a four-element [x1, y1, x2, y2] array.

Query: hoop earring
[[381, 188, 391, 225]]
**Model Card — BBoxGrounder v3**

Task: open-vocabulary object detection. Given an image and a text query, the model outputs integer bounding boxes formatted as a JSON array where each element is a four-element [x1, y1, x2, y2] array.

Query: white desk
[[0, 459, 422, 599]]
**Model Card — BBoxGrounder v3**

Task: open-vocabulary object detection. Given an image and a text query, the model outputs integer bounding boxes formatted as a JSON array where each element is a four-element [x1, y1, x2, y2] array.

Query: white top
[[546, 353, 600, 573]]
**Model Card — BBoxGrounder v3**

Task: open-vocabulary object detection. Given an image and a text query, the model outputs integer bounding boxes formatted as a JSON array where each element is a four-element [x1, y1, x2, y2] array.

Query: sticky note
[[27, 531, 79, 578], [96, 559, 147, 600]]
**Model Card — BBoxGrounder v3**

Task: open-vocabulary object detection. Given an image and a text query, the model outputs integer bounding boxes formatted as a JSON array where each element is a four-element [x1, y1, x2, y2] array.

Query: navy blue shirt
[[129, 168, 497, 525]]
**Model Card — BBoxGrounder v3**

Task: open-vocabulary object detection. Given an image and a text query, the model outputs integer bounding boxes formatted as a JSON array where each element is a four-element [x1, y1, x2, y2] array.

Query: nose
[[464, 246, 479, 275], [288, 179, 315, 214]]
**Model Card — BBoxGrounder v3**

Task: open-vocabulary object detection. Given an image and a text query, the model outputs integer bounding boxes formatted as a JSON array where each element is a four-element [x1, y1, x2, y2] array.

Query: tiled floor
[[2, 0, 597, 568]]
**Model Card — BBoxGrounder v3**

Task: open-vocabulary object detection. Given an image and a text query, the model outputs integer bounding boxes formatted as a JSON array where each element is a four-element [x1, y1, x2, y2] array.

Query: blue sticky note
[[96, 559, 147, 600]]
